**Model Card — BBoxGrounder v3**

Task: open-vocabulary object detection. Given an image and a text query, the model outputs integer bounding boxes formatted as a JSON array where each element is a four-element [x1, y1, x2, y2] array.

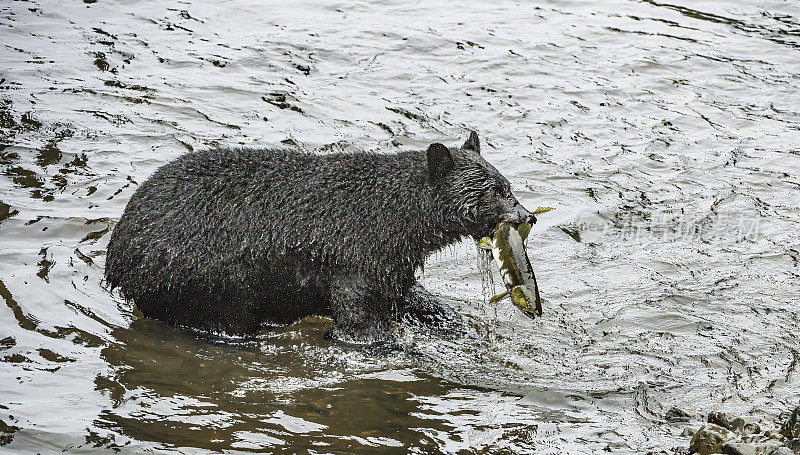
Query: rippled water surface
[[2, 0, 800, 453]]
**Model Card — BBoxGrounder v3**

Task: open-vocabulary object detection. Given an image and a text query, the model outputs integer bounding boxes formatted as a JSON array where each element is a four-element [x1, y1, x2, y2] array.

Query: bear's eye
[[492, 185, 505, 197]]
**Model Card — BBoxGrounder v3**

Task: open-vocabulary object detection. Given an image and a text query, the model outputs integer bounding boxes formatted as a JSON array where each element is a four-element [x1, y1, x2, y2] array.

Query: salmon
[[477, 221, 542, 319]]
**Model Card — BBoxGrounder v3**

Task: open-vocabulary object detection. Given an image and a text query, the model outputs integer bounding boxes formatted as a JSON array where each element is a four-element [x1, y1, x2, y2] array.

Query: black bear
[[105, 132, 536, 343]]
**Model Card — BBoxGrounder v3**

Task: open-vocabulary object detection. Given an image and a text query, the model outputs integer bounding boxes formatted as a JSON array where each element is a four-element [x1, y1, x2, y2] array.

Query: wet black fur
[[105, 132, 535, 343]]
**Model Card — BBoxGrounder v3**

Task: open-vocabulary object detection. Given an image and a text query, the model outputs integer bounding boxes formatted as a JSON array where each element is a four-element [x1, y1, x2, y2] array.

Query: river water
[[1, 0, 799, 453]]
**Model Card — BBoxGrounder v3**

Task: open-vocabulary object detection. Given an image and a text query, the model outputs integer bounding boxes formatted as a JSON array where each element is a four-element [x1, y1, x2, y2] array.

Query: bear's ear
[[426, 143, 454, 181], [462, 131, 480, 154]]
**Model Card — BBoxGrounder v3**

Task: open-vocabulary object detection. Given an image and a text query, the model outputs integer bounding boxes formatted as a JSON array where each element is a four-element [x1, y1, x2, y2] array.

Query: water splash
[[476, 246, 496, 304]]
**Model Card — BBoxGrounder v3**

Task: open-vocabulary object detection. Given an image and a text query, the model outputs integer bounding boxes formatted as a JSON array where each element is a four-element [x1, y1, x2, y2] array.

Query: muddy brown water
[[2, 0, 800, 453]]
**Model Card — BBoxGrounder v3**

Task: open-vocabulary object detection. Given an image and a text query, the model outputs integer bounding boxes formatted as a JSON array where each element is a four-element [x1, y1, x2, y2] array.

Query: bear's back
[[106, 147, 433, 295]]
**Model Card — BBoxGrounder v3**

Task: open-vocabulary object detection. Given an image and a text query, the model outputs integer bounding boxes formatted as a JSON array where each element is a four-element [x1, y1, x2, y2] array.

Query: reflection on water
[[96, 319, 557, 453], [1, 0, 800, 453]]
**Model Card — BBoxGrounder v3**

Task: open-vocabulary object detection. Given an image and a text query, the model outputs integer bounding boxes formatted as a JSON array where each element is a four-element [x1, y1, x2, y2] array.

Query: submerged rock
[[691, 423, 735, 455], [667, 406, 693, 423]]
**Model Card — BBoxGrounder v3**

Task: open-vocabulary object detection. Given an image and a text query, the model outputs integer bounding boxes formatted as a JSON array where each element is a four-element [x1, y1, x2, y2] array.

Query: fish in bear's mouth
[[476, 208, 554, 319]]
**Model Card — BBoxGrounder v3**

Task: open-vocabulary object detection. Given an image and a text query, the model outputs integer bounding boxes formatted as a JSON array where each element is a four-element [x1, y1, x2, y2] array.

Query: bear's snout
[[502, 203, 536, 226]]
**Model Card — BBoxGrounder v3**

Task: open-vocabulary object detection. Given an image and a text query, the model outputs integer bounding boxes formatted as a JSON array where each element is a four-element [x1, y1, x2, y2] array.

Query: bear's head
[[427, 131, 536, 240]]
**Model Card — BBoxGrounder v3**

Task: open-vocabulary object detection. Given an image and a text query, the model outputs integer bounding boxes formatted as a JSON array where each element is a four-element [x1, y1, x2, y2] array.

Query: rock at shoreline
[[709, 412, 739, 432], [691, 424, 734, 455], [721, 441, 794, 455], [688, 406, 800, 455], [782, 407, 800, 440], [708, 412, 761, 436]]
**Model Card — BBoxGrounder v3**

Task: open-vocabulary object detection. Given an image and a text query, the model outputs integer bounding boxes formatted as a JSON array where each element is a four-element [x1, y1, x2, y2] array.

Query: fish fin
[[476, 237, 493, 250], [488, 292, 508, 305], [533, 207, 555, 215]]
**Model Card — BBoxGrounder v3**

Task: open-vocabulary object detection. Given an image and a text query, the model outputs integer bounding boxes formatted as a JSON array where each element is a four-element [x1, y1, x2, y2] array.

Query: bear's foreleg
[[400, 284, 466, 337], [328, 276, 393, 345]]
